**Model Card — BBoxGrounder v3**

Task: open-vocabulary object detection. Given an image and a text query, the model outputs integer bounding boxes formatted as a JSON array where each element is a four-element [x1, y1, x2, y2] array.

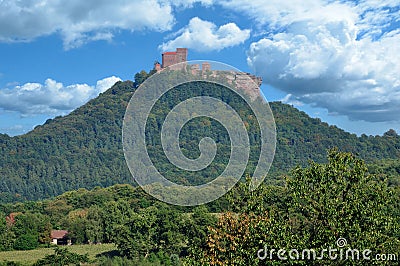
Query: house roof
[[51, 230, 68, 239]]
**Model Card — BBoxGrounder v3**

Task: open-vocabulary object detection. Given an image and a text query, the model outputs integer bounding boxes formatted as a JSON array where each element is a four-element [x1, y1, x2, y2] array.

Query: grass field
[[0, 243, 117, 265]]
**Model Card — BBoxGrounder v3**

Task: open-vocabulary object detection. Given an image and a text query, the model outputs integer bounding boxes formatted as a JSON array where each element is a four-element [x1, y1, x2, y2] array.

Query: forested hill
[[1, 77, 399, 202]]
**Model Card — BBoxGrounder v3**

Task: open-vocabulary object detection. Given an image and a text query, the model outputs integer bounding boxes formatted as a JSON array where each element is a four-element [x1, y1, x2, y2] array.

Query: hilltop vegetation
[[0, 150, 398, 265], [0, 70, 399, 201]]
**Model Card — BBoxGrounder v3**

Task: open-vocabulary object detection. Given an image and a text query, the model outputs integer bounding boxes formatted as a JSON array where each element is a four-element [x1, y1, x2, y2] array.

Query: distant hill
[[1, 75, 399, 202]]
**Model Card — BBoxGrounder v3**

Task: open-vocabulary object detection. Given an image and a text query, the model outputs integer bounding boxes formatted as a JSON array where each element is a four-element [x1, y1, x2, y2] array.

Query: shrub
[[13, 234, 38, 250]]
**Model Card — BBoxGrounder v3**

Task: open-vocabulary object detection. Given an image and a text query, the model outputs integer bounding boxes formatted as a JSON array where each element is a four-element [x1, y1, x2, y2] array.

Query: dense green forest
[[0, 150, 399, 265], [0, 69, 399, 265], [0, 69, 399, 202]]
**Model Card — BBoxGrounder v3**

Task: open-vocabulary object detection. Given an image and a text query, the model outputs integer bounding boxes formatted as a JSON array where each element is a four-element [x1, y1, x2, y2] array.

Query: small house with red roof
[[50, 230, 71, 245]]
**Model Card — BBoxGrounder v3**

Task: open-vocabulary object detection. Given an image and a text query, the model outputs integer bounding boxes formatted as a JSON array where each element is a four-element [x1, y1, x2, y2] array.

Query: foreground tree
[[12, 212, 51, 250], [113, 203, 187, 259], [285, 149, 399, 265], [0, 213, 15, 251], [33, 247, 89, 266], [193, 149, 399, 265]]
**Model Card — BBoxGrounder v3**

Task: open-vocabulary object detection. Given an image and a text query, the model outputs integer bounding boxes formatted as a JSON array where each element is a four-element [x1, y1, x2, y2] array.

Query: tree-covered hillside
[[0, 72, 399, 202], [1, 150, 398, 265]]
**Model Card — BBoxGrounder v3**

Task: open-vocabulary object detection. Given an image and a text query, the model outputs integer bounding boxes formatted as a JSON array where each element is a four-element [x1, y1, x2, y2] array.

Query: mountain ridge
[[0, 78, 399, 202]]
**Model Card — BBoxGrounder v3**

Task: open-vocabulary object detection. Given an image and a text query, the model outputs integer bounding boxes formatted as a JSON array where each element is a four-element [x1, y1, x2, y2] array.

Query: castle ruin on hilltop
[[154, 48, 263, 99], [162, 48, 188, 68]]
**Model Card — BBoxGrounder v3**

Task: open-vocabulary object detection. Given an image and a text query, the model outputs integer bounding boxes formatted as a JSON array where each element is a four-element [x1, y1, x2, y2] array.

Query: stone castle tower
[[161, 48, 188, 68], [155, 49, 263, 99]]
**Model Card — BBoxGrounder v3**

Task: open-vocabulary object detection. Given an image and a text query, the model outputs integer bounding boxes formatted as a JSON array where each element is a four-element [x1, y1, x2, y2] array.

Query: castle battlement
[[161, 48, 188, 68], [154, 48, 263, 99]]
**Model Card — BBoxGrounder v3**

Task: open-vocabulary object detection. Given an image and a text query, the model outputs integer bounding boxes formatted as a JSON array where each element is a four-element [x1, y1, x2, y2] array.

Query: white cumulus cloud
[[0, 76, 121, 116], [0, 0, 175, 49], [219, 0, 400, 122], [159, 17, 250, 52]]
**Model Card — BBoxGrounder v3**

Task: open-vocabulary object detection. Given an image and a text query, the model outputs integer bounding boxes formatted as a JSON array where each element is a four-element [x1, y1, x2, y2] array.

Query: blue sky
[[0, 0, 399, 136]]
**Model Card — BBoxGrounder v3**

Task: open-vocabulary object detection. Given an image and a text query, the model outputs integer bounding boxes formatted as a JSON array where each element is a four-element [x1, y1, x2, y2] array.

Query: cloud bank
[[1, 0, 399, 124], [219, 0, 400, 122], [0, 0, 175, 49], [0, 76, 121, 115]]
